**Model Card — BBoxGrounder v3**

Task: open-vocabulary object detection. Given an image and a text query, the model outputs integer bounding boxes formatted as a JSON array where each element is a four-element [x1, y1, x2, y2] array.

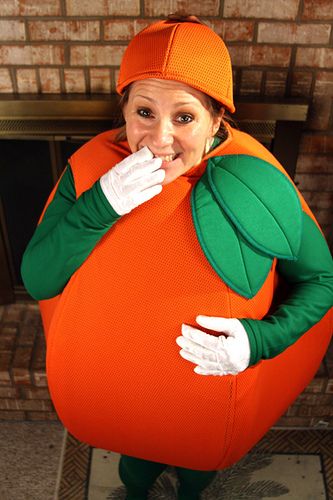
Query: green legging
[[119, 454, 217, 499]]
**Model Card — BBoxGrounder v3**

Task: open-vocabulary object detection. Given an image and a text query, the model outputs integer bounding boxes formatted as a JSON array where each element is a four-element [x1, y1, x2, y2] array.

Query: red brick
[[26, 411, 58, 421], [286, 404, 299, 416], [265, 71, 287, 96], [223, 0, 299, 19], [18, 399, 54, 411], [22, 308, 41, 327], [307, 96, 332, 131], [297, 154, 333, 174], [0, 399, 53, 411], [20, 386, 51, 400], [296, 48, 333, 69], [228, 45, 291, 67], [0, 410, 26, 420], [207, 20, 254, 42], [291, 71, 313, 97], [107, 0, 140, 15], [304, 377, 327, 393], [297, 405, 312, 417], [326, 380, 333, 393], [17, 325, 37, 347], [309, 394, 333, 405], [31, 336, 47, 387], [314, 71, 333, 97], [301, 190, 333, 209], [295, 393, 319, 405], [64, 68, 86, 93], [300, 135, 333, 153], [16, 68, 38, 93], [0, 69, 13, 93], [66, 0, 106, 15], [274, 416, 312, 427], [309, 405, 333, 417], [39, 68, 61, 93], [145, 0, 219, 16], [66, 0, 140, 15], [302, 0, 333, 20], [70, 45, 125, 66], [295, 173, 333, 192], [316, 209, 332, 226], [104, 19, 151, 41], [2, 304, 25, 323], [0, 45, 64, 65], [0, 387, 19, 398], [0, 326, 17, 350], [90, 68, 112, 93], [29, 20, 100, 41], [0, 20, 25, 41], [0, 352, 12, 385], [0, 0, 61, 16], [240, 69, 262, 95], [258, 22, 331, 44], [32, 372, 48, 387], [12, 346, 33, 384]]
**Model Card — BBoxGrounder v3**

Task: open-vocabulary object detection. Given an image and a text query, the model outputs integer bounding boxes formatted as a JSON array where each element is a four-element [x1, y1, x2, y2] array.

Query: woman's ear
[[212, 108, 225, 136], [122, 102, 128, 122]]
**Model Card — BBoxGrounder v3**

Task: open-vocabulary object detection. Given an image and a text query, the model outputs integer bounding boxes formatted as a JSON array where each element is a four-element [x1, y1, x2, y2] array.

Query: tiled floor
[[0, 421, 65, 500]]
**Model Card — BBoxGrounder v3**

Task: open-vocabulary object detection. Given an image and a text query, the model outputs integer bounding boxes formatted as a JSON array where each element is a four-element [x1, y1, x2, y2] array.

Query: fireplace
[[0, 95, 308, 304]]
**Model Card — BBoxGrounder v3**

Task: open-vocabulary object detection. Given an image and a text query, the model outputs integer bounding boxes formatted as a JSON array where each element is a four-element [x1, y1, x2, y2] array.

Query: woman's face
[[123, 79, 223, 185]]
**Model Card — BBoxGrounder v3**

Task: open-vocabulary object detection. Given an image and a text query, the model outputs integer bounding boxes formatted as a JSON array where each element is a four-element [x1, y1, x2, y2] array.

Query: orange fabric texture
[[117, 19, 235, 113], [40, 127, 332, 470]]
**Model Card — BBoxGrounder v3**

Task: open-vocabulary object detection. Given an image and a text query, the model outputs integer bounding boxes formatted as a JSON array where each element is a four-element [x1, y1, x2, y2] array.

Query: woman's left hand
[[176, 316, 251, 376]]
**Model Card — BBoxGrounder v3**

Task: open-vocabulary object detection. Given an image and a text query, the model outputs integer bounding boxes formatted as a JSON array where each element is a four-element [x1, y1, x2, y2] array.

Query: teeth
[[155, 154, 177, 162]]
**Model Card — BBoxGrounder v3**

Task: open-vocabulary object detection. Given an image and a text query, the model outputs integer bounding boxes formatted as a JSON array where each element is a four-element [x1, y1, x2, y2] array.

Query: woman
[[21, 16, 332, 500]]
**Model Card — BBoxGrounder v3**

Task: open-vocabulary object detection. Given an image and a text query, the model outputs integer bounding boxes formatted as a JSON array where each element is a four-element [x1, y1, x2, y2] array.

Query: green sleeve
[[240, 212, 333, 366], [21, 164, 121, 301]]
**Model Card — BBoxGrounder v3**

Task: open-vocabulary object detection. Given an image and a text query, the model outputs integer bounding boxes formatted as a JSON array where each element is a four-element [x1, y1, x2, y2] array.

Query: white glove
[[176, 315, 251, 376], [100, 146, 165, 215]]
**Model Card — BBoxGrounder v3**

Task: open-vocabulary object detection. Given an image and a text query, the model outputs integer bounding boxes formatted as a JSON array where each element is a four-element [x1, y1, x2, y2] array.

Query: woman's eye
[[137, 108, 152, 118], [177, 114, 193, 124]]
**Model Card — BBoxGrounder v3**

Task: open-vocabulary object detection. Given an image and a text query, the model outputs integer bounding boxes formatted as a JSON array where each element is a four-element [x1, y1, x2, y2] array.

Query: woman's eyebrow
[[133, 94, 155, 102], [133, 95, 198, 107]]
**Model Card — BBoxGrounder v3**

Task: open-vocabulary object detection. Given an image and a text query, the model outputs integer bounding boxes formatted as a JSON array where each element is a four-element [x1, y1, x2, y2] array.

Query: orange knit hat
[[117, 18, 235, 113]]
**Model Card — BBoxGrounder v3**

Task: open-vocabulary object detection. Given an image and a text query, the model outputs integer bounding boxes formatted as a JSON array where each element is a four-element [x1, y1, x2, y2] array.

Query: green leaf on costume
[[207, 155, 302, 260]]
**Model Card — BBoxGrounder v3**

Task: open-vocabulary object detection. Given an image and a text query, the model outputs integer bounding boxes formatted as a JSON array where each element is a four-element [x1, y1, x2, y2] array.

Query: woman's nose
[[150, 119, 174, 148]]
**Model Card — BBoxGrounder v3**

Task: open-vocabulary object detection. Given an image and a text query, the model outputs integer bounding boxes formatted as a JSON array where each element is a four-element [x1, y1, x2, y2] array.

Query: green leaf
[[207, 155, 302, 260], [191, 174, 273, 299]]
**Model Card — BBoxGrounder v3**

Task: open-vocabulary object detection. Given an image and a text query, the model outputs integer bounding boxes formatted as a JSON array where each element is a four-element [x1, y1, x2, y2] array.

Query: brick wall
[[0, 0, 332, 236]]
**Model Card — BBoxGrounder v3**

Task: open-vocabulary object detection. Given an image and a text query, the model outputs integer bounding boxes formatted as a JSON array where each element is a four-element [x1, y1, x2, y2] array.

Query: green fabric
[[191, 154, 303, 298], [191, 174, 273, 298], [207, 155, 302, 259], [240, 212, 333, 366], [21, 164, 121, 300], [119, 454, 216, 499]]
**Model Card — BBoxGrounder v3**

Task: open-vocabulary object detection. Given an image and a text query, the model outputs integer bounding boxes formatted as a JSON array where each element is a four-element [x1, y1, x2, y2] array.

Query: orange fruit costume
[[30, 19, 332, 471]]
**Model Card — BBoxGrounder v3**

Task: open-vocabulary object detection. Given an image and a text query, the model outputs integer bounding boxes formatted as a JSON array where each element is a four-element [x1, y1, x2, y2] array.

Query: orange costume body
[[39, 125, 332, 471]]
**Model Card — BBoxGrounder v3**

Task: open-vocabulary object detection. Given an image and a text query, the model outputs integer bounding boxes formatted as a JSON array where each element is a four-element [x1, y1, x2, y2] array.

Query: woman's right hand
[[100, 146, 165, 215]]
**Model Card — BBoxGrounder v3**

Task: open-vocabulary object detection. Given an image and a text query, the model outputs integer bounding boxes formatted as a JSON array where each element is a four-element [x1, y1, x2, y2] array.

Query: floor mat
[[57, 429, 333, 499]]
